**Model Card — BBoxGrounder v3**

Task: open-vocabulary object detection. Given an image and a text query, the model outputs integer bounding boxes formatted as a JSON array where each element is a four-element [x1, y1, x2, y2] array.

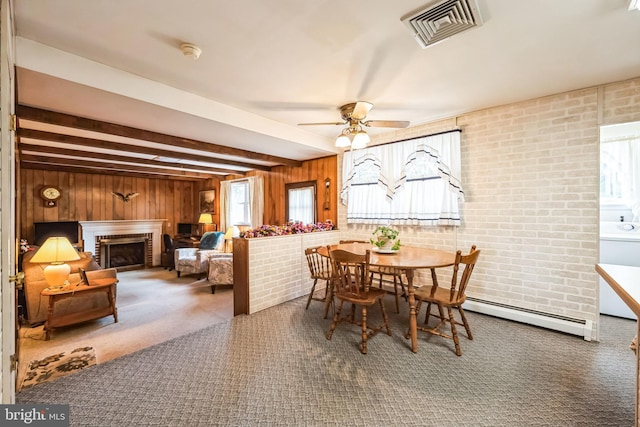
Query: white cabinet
[[599, 238, 640, 319]]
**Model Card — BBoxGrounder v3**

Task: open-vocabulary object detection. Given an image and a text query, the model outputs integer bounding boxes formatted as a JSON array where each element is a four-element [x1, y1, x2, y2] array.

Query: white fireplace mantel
[[80, 220, 166, 266]]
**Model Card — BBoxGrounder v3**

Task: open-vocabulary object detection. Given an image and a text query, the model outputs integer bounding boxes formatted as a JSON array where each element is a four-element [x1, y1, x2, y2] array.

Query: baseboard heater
[[463, 297, 593, 341]]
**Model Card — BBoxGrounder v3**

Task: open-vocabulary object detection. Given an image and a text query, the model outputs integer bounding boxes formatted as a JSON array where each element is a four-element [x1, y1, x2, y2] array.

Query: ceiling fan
[[298, 101, 410, 149]]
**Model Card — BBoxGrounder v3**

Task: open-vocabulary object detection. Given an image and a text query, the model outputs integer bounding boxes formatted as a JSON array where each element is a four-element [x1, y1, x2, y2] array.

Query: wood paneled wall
[[226, 155, 338, 226], [20, 169, 220, 243], [20, 154, 338, 243]]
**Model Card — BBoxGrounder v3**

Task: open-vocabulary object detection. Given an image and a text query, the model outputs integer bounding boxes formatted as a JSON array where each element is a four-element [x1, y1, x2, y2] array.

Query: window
[[220, 176, 264, 231], [285, 181, 317, 224], [229, 180, 250, 226], [600, 121, 640, 224], [340, 130, 464, 226]]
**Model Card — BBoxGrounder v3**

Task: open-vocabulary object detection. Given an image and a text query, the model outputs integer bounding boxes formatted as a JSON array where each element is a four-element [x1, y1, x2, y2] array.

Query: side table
[[40, 278, 118, 340]]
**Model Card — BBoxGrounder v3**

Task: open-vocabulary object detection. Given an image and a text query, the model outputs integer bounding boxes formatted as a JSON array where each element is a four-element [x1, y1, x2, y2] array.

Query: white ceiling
[[12, 0, 640, 172]]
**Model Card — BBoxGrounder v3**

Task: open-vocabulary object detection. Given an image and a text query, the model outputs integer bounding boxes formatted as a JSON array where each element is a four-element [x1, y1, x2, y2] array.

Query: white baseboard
[[463, 298, 593, 341]]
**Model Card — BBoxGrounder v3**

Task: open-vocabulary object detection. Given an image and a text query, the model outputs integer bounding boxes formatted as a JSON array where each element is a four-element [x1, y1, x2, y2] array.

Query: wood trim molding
[[233, 237, 250, 316]]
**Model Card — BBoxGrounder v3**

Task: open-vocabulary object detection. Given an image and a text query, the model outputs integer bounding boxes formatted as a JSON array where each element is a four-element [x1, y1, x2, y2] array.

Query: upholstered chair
[[207, 253, 234, 293], [174, 231, 225, 278]]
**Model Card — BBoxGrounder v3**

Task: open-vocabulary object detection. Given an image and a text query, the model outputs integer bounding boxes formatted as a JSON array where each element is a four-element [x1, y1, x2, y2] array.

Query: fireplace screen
[[100, 237, 149, 270]]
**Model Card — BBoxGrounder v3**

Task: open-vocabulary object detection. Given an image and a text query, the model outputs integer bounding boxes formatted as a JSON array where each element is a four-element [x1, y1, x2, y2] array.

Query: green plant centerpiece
[[370, 226, 401, 251]]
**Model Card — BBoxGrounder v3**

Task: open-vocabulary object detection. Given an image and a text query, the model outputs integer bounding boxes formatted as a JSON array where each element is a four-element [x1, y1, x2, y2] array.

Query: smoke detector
[[180, 43, 202, 60]]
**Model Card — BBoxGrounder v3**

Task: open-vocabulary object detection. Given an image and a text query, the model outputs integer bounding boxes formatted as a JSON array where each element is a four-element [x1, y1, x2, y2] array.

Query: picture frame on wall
[[199, 190, 216, 213]]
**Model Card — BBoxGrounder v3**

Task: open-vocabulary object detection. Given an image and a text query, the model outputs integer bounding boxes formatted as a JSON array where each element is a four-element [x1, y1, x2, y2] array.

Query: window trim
[[285, 180, 317, 224], [229, 179, 251, 226]]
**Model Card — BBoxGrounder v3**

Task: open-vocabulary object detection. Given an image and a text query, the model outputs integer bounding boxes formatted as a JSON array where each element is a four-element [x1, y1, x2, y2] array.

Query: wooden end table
[[41, 277, 118, 340]]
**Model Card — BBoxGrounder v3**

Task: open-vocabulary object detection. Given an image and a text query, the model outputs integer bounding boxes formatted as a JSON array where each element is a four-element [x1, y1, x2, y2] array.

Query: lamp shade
[[198, 213, 214, 224], [224, 226, 240, 252], [30, 237, 80, 264], [30, 237, 80, 288], [224, 226, 240, 241]]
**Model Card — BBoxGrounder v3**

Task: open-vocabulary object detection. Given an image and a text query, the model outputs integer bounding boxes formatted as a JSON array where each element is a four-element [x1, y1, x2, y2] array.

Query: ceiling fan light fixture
[[335, 133, 351, 148], [352, 130, 369, 149]]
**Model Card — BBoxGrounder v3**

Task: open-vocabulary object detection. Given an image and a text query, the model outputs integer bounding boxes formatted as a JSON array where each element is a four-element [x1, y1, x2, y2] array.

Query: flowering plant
[[241, 220, 335, 238]]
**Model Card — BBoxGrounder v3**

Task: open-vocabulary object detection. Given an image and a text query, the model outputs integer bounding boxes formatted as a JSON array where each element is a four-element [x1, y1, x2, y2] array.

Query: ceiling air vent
[[401, 0, 483, 49]]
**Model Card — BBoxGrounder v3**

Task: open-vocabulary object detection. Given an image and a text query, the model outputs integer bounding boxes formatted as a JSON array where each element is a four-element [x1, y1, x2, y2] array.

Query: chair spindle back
[[305, 246, 331, 281], [328, 248, 371, 297], [449, 245, 480, 302]]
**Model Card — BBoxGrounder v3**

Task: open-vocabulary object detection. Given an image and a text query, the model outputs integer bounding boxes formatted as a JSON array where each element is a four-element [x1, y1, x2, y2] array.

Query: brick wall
[[339, 76, 640, 340], [246, 231, 340, 314]]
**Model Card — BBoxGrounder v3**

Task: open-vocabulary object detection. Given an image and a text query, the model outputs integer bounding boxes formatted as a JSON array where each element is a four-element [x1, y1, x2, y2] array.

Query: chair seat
[[414, 286, 465, 306], [335, 287, 387, 305]]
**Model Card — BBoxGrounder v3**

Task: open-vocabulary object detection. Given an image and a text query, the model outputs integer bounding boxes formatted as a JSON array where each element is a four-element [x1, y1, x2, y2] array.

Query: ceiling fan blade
[[363, 120, 410, 128], [298, 121, 347, 126], [351, 101, 374, 120]]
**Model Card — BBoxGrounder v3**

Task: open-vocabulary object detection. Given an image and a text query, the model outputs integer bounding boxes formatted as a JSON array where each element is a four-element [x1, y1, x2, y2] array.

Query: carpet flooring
[[17, 267, 233, 388], [17, 295, 637, 426]]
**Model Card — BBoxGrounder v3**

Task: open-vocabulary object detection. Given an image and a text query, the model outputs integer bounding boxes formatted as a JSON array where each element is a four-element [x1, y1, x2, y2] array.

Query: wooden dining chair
[[370, 266, 407, 314], [327, 247, 391, 354], [339, 240, 407, 313], [408, 245, 481, 356], [304, 246, 333, 318]]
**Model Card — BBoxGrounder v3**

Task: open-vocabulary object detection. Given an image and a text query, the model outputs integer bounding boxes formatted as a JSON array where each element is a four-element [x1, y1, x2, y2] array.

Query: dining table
[[319, 242, 456, 352]]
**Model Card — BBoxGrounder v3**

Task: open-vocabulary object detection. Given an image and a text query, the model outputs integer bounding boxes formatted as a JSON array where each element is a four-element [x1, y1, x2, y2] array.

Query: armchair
[[174, 231, 225, 278], [207, 253, 234, 293]]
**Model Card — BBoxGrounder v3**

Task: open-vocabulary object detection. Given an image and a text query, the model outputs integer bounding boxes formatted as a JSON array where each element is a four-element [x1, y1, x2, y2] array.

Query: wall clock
[[40, 186, 62, 207]]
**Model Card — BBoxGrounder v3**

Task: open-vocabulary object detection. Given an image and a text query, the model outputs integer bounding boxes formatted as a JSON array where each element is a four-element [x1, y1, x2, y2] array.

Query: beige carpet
[[17, 267, 234, 388]]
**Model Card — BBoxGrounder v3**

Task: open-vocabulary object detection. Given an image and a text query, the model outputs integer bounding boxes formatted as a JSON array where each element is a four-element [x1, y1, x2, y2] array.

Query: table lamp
[[198, 213, 214, 235], [224, 226, 240, 252], [30, 236, 81, 288]]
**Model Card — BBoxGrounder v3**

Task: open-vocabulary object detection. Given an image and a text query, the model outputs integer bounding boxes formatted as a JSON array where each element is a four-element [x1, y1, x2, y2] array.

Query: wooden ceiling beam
[[17, 105, 303, 167], [18, 128, 267, 171], [21, 154, 213, 179], [20, 162, 207, 181], [19, 142, 245, 176]]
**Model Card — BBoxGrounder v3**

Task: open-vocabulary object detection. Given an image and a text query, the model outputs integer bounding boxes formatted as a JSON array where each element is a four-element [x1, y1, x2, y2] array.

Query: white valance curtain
[[340, 130, 464, 226]]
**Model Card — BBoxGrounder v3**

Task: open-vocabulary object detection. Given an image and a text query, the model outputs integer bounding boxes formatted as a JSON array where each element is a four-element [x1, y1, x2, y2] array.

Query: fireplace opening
[[100, 237, 148, 271]]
